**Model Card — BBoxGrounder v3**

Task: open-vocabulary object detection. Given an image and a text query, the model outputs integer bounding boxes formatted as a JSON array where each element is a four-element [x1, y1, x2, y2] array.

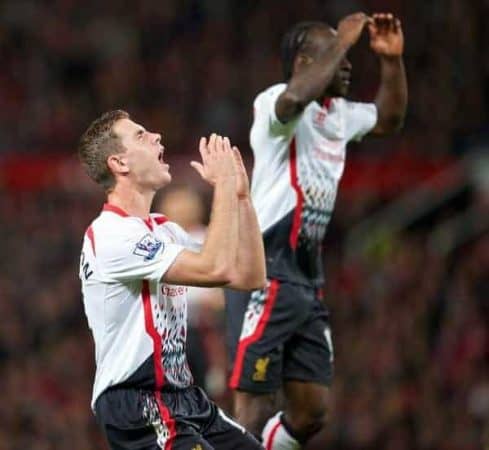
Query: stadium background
[[0, 0, 487, 449]]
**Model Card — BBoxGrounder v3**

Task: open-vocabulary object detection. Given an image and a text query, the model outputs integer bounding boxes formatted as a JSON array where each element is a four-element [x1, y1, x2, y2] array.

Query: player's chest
[[298, 108, 347, 159], [151, 227, 179, 246], [303, 104, 347, 141]]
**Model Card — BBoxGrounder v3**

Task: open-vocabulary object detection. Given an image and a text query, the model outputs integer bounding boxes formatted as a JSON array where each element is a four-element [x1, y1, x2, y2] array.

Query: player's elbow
[[276, 90, 306, 123], [229, 270, 267, 291], [375, 113, 405, 135], [282, 90, 306, 109], [388, 113, 405, 133], [251, 276, 267, 291], [208, 265, 233, 285], [244, 272, 267, 290]]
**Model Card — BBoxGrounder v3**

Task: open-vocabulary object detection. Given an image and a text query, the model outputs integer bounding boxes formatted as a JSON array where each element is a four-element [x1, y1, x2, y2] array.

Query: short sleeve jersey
[[250, 83, 377, 287], [79, 204, 201, 409]]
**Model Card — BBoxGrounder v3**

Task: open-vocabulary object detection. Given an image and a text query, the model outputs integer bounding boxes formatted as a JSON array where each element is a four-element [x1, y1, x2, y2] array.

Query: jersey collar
[[103, 203, 157, 231], [103, 203, 129, 217]]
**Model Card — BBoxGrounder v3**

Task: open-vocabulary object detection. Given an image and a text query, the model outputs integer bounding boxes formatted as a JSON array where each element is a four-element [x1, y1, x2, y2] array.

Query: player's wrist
[[335, 36, 354, 52], [215, 173, 237, 184]]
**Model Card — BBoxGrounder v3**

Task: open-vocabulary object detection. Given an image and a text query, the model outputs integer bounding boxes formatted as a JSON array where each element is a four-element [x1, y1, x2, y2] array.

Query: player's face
[[113, 118, 171, 189], [328, 54, 352, 97], [300, 27, 352, 98]]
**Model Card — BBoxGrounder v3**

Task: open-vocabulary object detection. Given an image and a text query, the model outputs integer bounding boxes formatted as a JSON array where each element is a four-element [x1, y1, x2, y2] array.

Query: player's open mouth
[[339, 70, 351, 87], [158, 148, 170, 170]]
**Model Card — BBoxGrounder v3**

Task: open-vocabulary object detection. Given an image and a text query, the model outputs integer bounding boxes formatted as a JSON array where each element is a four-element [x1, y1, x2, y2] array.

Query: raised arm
[[368, 13, 408, 135], [226, 147, 266, 291], [276, 13, 370, 123], [163, 134, 239, 287]]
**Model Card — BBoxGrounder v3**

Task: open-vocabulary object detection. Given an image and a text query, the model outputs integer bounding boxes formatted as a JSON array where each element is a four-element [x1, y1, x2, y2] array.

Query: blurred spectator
[[1, 0, 488, 155]]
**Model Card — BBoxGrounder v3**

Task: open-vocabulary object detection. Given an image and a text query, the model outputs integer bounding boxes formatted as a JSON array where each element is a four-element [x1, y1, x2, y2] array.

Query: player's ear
[[294, 54, 314, 73], [107, 154, 129, 176]]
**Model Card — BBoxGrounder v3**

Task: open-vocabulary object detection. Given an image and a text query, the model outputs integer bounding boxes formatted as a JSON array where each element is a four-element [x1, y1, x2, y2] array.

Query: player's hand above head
[[368, 13, 404, 57], [190, 133, 236, 186], [337, 12, 370, 48]]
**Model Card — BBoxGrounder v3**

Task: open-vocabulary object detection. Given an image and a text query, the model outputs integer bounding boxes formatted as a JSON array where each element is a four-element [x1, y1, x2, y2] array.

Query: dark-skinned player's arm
[[226, 147, 266, 291], [276, 12, 370, 124], [369, 13, 408, 135], [163, 134, 240, 288]]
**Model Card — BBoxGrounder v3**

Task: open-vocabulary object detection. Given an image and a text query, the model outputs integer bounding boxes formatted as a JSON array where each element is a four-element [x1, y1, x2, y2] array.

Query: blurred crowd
[[1, 0, 489, 157], [0, 0, 488, 449]]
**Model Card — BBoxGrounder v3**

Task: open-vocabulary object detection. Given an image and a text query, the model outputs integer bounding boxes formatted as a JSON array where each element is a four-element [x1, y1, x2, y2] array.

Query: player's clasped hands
[[191, 133, 250, 197], [190, 133, 236, 185], [190, 133, 250, 199]]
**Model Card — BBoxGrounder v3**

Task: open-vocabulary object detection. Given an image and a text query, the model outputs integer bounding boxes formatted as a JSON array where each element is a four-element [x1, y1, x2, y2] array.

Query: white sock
[[261, 412, 301, 450]]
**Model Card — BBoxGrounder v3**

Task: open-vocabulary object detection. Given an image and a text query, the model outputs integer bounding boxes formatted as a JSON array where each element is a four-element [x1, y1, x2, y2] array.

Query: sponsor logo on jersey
[[133, 234, 163, 261], [313, 146, 345, 163], [161, 285, 187, 297], [252, 356, 270, 382], [313, 109, 327, 127]]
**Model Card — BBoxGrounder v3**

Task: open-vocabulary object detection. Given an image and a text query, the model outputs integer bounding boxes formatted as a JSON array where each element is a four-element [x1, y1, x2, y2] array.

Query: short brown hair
[[78, 109, 130, 192]]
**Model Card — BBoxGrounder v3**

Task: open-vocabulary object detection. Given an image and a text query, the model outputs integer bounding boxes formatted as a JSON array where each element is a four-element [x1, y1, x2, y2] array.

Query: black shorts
[[225, 279, 334, 394], [95, 385, 262, 450]]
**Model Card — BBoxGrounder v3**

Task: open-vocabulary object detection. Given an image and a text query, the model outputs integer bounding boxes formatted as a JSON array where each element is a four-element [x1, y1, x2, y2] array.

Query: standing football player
[[225, 12, 407, 449], [78, 110, 266, 450]]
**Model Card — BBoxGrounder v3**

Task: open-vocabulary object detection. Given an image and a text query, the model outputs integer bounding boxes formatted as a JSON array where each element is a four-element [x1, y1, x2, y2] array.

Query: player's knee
[[287, 402, 329, 438], [235, 406, 270, 437], [234, 392, 276, 437]]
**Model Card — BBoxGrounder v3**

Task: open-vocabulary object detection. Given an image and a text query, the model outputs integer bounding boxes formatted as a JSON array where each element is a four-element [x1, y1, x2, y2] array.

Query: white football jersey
[[79, 204, 200, 409], [250, 83, 377, 286]]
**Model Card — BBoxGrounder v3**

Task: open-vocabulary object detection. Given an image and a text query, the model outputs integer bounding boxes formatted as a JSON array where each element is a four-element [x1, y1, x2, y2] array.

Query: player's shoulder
[[254, 83, 287, 105], [150, 213, 191, 241], [88, 210, 150, 251], [95, 210, 139, 233], [149, 213, 179, 233], [82, 211, 130, 258], [150, 213, 170, 226]]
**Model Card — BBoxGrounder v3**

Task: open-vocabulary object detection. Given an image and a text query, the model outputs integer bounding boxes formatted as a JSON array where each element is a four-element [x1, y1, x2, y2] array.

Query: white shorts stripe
[[218, 408, 246, 434]]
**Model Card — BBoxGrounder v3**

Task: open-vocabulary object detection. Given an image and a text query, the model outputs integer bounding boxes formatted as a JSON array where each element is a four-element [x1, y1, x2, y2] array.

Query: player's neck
[[106, 185, 154, 219]]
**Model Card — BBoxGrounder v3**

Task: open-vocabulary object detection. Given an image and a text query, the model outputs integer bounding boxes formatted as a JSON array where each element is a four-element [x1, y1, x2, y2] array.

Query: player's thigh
[[283, 380, 332, 421], [232, 390, 277, 434], [282, 299, 334, 389], [96, 388, 214, 450], [204, 408, 264, 450], [282, 300, 334, 428], [226, 280, 311, 394], [95, 388, 161, 450]]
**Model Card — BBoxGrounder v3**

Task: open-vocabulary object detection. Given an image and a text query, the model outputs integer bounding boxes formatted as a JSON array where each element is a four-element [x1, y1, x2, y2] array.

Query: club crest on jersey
[[133, 234, 163, 260], [313, 110, 327, 127], [252, 356, 270, 382]]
